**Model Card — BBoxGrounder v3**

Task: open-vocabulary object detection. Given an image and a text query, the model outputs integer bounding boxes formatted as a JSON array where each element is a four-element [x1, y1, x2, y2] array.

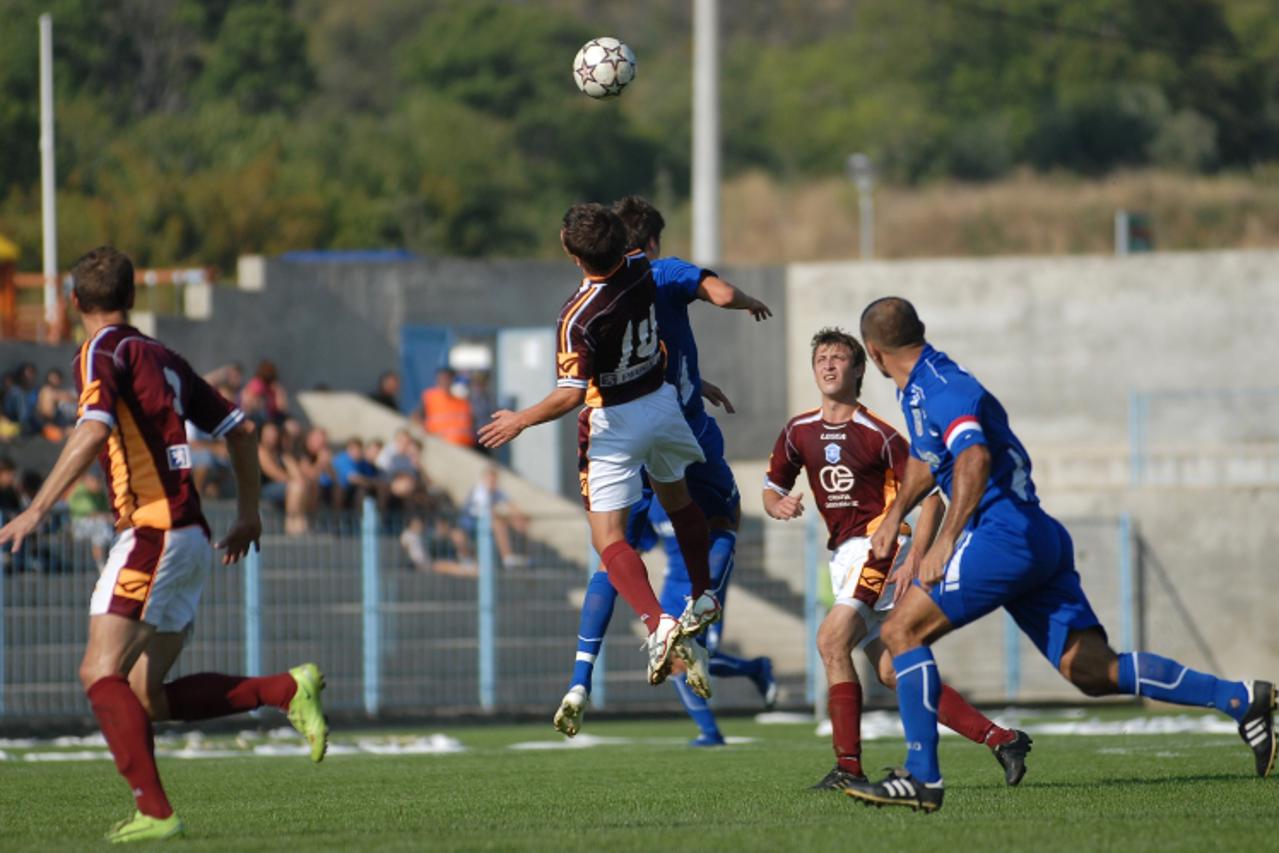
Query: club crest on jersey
[[166, 444, 193, 470], [824, 443, 841, 464]]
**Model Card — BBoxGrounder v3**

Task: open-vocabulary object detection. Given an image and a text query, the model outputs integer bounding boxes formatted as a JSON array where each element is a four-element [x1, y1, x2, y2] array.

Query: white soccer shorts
[[829, 534, 908, 645], [581, 383, 706, 512], [90, 525, 214, 633]]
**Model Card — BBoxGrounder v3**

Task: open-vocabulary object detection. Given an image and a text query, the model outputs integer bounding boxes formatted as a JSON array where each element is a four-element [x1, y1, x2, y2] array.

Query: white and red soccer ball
[[572, 37, 637, 99]]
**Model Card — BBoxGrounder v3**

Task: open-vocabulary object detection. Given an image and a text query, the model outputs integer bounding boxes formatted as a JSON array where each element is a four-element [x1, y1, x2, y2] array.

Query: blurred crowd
[[1, 358, 530, 577]]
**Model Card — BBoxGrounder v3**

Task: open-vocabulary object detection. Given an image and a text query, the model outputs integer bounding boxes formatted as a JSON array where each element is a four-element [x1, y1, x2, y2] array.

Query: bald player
[[842, 296, 1275, 813]]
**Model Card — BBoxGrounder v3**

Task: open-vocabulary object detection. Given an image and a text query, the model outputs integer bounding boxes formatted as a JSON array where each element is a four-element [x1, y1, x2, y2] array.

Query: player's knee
[[816, 626, 851, 665], [876, 656, 897, 688], [78, 660, 112, 692], [879, 618, 912, 655]]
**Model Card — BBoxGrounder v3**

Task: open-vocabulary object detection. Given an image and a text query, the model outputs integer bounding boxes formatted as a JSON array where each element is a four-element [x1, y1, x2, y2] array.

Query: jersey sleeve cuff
[[557, 378, 589, 389], [209, 408, 246, 439], [76, 410, 116, 430], [763, 477, 790, 497]]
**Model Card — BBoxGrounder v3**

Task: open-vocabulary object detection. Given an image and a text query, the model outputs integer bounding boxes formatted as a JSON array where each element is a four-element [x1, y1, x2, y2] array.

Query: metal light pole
[[39, 14, 58, 339], [846, 153, 875, 260], [692, 0, 721, 266]]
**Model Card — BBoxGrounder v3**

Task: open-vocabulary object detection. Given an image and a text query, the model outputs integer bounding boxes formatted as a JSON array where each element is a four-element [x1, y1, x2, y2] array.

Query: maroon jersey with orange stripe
[[555, 254, 664, 408], [74, 324, 243, 533], [765, 405, 909, 551]]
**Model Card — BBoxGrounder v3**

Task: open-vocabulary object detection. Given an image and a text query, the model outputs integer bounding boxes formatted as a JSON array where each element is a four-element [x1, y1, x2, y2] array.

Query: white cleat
[[678, 592, 722, 636], [674, 636, 713, 699], [554, 685, 589, 737], [647, 615, 682, 686]]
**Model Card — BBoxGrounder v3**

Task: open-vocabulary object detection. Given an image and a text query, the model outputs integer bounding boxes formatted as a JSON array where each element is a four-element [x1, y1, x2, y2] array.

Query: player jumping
[[551, 196, 776, 745], [0, 247, 328, 843], [478, 204, 721, 695], [844, 297, 1276, 813], [765, 327, 1031, 790]]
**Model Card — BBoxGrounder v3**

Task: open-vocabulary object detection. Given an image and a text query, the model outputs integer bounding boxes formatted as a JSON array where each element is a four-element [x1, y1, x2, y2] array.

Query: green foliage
[[1, 0, 1279, 268]]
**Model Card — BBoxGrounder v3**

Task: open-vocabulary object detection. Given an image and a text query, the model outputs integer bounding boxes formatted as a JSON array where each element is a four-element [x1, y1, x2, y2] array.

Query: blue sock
[[569, 571, 617, 694], [1117, 652, 1250, 722], [673, 674, 721, 739], [708, 529, 736, 596], [893, 646, 942, 783]]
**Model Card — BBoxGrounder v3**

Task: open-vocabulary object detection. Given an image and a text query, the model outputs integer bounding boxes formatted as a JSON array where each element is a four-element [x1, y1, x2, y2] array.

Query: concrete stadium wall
[[785, 251, 1279, 453]]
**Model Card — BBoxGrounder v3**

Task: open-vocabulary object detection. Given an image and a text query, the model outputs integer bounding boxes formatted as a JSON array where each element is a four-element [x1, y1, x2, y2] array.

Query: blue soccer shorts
[[625, 414, 741, 547], [928, 506, 1103, 668]]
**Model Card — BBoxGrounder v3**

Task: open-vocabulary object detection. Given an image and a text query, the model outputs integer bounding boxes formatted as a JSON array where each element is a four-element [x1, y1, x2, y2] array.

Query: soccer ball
[[572, 37, 637, 99]]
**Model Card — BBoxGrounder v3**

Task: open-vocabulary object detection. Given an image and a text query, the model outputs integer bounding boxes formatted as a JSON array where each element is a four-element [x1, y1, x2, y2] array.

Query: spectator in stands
[[468, 370, 499, 452], [33, 368, 77, 440], [459, 465, 529, 568], [203, 362, 245, 401], [0, 456, 21, 516], [421, 367, 475, 448], [186, 420, 231, 498], [377, 428, 430, 514], [332, 437, 381, 510], [67, 471, 114, 567], [399, 515, 476, 577], [302, 426, 336, 512], [4, 362, 38, 434], [258, 420, 310, 535], [241, 359, 288, 425], [369, 370, 401, 412]]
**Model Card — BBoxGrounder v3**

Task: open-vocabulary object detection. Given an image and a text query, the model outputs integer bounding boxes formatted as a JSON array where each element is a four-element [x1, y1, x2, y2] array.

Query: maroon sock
[[938, 684, 1010, 745], [828, 681, 863, 775], [601, 540, 664, 633], [87, 675, 173, 819], [164, 672, 297, 721], [666, 502, 711, 598]]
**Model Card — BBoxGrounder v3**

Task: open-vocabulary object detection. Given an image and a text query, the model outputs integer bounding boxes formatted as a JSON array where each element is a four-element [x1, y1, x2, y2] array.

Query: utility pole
[[692, 0, 721, 266], [846, 153, 875, 260]]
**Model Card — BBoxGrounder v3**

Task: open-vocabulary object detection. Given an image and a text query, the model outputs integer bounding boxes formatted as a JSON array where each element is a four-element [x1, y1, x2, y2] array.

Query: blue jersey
[[639, 254, 712, 423], [900, 344, 1038, 523]]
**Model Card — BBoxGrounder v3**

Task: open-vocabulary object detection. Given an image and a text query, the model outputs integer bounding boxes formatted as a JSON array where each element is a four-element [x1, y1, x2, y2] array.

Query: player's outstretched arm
[[217, 420, 262, 565], [696, 276, 772, 321], [0, 419, 110, 553], [478, 386, 586, 449], [870, 456, 936, 559], [917, 445, 990, 587]]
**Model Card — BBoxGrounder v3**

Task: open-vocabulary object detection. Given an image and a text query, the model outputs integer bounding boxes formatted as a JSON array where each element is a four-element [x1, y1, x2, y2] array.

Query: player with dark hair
[[0, 247, 328, 843], [766, 327, 1029, 789], [479, 205, 721, 696], [843, 296, 1275, 812], [550, 195, 776, 744]]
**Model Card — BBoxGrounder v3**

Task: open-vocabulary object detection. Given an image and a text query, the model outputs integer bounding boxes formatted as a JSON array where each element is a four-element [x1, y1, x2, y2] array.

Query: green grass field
[[0, 712, 1271, 851]]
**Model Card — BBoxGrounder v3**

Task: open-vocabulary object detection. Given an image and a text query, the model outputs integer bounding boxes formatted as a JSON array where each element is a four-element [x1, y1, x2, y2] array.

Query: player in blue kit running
[[842, 297, 1276, 813], [554, 197, 776, 743]]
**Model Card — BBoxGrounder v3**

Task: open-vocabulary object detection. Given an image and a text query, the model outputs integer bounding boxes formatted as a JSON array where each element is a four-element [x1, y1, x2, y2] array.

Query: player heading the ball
[[478, 204, 724, 694]]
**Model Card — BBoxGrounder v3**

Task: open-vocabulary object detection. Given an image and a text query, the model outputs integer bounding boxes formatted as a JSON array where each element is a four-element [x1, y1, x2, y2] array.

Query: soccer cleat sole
[[553, 694, 586, 738], [674, 639, 713, 699], [843, 787, 941, 813], [287, 663, 329, 763]]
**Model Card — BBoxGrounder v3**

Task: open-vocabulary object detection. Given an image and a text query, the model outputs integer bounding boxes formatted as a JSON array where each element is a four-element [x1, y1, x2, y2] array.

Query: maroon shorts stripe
[[576, 407, 592, 510], [107, 527, 166, 620]]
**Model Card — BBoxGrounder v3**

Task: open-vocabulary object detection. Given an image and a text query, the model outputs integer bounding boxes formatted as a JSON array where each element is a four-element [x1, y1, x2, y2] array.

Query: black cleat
[[990, 729, 1033, 786], [843, 768, 944, 813], [809, 764, 866, 791], [1238, 680, 1276, 778]]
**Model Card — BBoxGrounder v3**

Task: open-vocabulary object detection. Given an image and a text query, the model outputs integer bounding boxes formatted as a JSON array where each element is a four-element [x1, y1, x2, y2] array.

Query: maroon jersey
[[74, 324, 243, 533], [555, 254, 664, 408], [766, 405, 909, 551]]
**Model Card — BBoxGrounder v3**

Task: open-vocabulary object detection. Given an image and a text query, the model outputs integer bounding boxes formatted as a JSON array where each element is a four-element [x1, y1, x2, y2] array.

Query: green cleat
[[287, 662, 329, 763], [104, 811, 184, 844]]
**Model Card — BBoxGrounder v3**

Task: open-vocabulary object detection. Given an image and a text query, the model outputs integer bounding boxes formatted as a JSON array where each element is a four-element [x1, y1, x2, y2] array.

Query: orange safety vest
[[422, 387, 475, 447]]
